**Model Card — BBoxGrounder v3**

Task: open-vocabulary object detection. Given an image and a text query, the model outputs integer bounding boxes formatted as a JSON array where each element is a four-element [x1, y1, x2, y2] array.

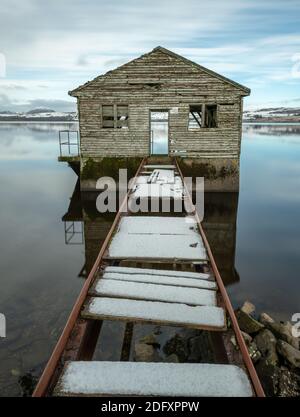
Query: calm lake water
[[0, 122, 300, 396]]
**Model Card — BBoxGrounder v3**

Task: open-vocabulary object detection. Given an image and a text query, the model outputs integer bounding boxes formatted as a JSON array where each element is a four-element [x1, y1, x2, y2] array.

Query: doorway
[[150, 111, 169, 155]]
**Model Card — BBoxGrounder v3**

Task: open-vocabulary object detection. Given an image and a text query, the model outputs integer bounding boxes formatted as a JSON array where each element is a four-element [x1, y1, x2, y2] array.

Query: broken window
[[102, 105, 129, 129], [188, 105, 202, 129], [205, 105, 217, 128], [117, 105, 128, 129], [188, 104, 217, 129]]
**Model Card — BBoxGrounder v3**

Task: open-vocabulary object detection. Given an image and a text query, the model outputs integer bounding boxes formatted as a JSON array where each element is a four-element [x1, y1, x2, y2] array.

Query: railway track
[[33, 157, 264, 397]]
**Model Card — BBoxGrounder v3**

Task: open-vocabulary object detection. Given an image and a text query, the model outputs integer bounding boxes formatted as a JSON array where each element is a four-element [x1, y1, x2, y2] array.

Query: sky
[[0, 0, 300, 112]]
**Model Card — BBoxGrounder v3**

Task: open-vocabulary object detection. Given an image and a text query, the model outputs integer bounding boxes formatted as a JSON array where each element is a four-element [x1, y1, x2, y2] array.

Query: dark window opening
[[102, 105, 114, 128], [205, 105, 217, 128], [102, 105, 128, 129], [188, 104, 218, 129]]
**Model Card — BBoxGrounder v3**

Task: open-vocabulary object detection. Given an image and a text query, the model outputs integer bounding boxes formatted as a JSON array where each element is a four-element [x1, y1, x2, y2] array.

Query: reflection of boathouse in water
[[62, 181, 239, 286], [60, 46, 250, 192]]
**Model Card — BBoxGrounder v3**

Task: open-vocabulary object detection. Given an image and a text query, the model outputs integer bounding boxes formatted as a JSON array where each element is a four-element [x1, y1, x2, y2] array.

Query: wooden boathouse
[[61, 46, 250, 192]]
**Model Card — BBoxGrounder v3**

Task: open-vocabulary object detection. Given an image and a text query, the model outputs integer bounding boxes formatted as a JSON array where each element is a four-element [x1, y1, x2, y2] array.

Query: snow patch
[[102, 271, 216, 289], [84, 297, 225, 328], [56, 361, 252, 397], [93, 279, 216, 306], [105, 266, 212, 280]]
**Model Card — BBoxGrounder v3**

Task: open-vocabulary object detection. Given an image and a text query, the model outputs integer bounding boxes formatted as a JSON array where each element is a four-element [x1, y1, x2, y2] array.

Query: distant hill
[[0, 108, 78, 121], [243, 107, 300, 123], [26, 108, 56, 114], [1, 106, 299, 123], [0, 110, 15, 115]]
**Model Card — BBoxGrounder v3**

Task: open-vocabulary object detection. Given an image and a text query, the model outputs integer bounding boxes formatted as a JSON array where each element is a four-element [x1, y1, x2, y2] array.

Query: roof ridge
[[151, 46, 250, 94], [69, 46, 250, 96]]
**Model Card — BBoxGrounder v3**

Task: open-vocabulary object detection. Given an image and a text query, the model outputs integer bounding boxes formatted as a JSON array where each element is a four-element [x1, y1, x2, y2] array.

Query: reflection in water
[[203, 193, 239, 285], [62, 182, 115, 275], [243, 123, 300, 144], [244, 123, 300, 136], [0, 122, 78, 160], [1, 122, 300, 396]]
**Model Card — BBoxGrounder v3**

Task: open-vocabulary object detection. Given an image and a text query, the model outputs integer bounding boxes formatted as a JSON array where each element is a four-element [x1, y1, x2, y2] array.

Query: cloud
[[0, 0, 260, 73], [286, 98, 300, 103], [0, 84, 27, 90], [0, 93, 13, 108], [0, 0, 299, 110]]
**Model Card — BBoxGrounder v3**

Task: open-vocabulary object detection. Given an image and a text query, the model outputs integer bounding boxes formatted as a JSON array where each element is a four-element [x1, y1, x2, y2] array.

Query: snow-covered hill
[[243, 107, 300, 122], [0, 108, 78, 121], [1, 106, 299, 123]]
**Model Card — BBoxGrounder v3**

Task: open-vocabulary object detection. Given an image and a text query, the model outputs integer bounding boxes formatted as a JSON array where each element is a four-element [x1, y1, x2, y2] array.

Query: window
[[117, 105, 128, 129], [102, 105, 128, 129], [188, 104, 217, 129], [102, 105, 114, 128], [205, 105, 217, 128], [188, 105, 202, 129]]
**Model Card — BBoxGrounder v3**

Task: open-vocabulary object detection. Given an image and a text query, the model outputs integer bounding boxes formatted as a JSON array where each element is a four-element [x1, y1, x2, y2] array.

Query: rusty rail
[[174, 157, 265, 397], [33, 158, 146, 397]]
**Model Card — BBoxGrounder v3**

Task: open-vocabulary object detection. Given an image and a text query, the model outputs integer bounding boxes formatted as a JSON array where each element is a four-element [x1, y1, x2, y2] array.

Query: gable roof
[[69, 46, 250, 97]]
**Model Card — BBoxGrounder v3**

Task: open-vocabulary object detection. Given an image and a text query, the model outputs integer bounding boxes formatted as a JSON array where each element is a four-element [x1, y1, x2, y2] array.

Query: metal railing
[[59, 130, 79, 157]]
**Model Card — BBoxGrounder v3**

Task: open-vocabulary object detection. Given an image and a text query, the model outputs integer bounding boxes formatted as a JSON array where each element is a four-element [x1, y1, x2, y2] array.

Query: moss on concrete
[[178, 158, 239, 180], [58, 156, 80, 163], [81, 157, 142, 181]]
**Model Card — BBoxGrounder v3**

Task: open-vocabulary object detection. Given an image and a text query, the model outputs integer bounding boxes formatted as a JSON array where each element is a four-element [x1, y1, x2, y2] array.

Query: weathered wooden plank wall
[[73, 49, 247, 159]]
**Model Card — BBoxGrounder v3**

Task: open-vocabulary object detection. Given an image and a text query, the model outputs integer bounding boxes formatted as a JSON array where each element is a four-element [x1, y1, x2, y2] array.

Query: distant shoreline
[[243, 121, 300, 124], [0, 120, 79, 123], [2, 120, 300, 125]]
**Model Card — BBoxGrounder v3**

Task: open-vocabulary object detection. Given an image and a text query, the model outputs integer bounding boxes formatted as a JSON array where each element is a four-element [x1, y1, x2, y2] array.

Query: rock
[[259, 312, 275, 326], [163, 334, 189, 362], [277, 340, 300, 368], [248, 341, 261, 363], [18, 372, 38, 397], [188, 336, 203, 362], [278, 367, 300, 397], [264, 321, 299, 350], [134, 342, 161, 362], [153, 326, 162, 335], [235, 309, 264, 334], [254, 329, 278, 366], [255, 358, 281, 396], [164, 354, 180, 363], [11, 368, 21, 377], [241, 331, 253, 345], [139, 334, 160, 348], [241, 301, 255, 316], [180, 328, 202, 340], [284, 322, 300, 349], [187, 333, 214, 363], [230, 335, 237, 348]]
